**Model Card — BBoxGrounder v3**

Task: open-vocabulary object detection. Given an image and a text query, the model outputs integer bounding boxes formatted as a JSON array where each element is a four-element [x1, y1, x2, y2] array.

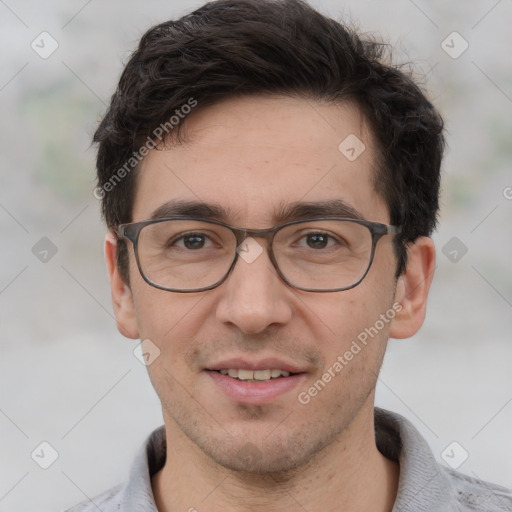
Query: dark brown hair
[[94, 0, 445, 281]]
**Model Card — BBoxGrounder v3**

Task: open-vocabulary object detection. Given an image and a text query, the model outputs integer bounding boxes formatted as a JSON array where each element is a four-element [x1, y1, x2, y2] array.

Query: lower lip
[[206, 370, 307, 405]]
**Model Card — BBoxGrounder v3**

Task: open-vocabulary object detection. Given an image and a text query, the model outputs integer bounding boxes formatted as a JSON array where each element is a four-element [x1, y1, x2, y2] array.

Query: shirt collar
[[374, 408, 454, 511]]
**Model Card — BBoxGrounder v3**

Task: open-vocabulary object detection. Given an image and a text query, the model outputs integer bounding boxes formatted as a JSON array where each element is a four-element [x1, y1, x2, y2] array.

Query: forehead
[[133, 95, 388, 226]]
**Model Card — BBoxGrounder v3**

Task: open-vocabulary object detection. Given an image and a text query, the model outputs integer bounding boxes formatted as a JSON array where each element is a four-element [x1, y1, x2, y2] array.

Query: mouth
[[213, 368, 295, 381], [204, 361, 307, 404]]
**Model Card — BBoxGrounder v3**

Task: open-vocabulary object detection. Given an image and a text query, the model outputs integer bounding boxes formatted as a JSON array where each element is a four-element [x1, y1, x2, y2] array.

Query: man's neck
[[152, 405, 399, 512]]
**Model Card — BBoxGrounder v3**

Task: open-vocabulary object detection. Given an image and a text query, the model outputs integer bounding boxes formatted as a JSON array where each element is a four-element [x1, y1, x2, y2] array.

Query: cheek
[[133, 289, 202, 345], [297, 292, 394, 407], [130, 273, 217, 385], [299, 271, 397, 386], [304, 284, 394, 345], [132, 289, 206, 406]]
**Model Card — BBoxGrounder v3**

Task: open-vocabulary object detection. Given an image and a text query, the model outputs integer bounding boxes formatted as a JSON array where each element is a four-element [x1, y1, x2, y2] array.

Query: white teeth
[[237, 369, 254, 381], [253, 369, 271, 380], [217, 369, 291, 380]]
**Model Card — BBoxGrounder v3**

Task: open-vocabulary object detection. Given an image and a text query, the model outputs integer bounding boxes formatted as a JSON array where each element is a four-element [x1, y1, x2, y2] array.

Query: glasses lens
[[137, 220, 236, 291], [273, 220, 373, 290]]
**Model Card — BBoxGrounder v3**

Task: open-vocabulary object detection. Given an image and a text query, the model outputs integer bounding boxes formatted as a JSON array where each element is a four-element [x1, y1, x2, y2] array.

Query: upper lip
[[206, 357, 306, 374]]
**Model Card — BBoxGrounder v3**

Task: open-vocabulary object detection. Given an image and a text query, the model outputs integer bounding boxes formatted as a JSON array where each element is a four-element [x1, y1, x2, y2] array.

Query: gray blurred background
[[1, 1, 511, 510]]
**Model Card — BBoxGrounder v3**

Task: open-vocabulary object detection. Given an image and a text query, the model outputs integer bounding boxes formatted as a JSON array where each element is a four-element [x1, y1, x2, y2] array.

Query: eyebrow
[[149, 198, 364, 224]]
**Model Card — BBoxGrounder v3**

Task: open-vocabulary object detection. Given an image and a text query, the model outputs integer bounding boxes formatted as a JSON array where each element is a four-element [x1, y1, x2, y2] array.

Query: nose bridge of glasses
[[232, 225, 277, 249], [230, 226, 281, 279]]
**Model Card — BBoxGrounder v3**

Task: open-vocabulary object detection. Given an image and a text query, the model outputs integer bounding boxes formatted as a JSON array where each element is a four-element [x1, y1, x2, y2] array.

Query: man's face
[[120, 96, 401, 472]]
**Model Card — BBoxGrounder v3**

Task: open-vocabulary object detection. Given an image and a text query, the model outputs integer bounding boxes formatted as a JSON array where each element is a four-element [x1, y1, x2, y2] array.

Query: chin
[[198, 431, 332, 477], [212, 450, 304, 475]]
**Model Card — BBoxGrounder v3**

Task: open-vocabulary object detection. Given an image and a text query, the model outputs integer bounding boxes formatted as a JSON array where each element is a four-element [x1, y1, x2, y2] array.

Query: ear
[[104, 231, 139, 339], [389, 237, 436, 339]]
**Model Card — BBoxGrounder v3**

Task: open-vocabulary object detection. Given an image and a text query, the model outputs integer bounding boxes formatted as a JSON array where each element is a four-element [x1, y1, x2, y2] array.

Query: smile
[[206, 369, 307, 405], [217, 368, 291, 381]]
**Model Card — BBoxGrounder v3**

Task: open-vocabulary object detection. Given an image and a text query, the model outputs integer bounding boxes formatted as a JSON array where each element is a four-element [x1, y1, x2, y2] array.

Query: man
[[69, 0, 512, 510]]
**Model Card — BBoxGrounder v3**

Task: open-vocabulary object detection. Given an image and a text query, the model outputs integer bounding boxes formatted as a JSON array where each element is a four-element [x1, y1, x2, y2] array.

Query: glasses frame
[[116, 216, 401, 293]]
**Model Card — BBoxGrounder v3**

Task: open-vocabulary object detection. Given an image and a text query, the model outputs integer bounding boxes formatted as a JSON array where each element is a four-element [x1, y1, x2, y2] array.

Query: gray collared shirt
[[65, 408, 512, 511]]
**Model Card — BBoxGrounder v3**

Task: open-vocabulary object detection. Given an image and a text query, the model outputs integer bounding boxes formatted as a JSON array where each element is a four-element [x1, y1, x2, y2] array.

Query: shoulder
[[63, 426, 165, 512], [374, 408, 512, 511], [441, 465, 512, 511], [64, 483, 124, 512]]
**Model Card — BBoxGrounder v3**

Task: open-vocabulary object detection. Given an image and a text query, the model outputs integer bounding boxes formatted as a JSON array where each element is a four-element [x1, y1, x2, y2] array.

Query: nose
[[215, 237, 293, 334]]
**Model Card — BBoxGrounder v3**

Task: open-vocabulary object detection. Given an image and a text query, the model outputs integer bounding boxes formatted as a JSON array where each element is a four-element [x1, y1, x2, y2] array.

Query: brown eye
[[182, 234, 207, 249], [306, 233, 329, 249], [169, 232, 214, 250]]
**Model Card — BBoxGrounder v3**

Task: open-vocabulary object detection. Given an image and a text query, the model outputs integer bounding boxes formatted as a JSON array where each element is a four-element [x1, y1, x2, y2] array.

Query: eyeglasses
[[116, 217, 401, 293]]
